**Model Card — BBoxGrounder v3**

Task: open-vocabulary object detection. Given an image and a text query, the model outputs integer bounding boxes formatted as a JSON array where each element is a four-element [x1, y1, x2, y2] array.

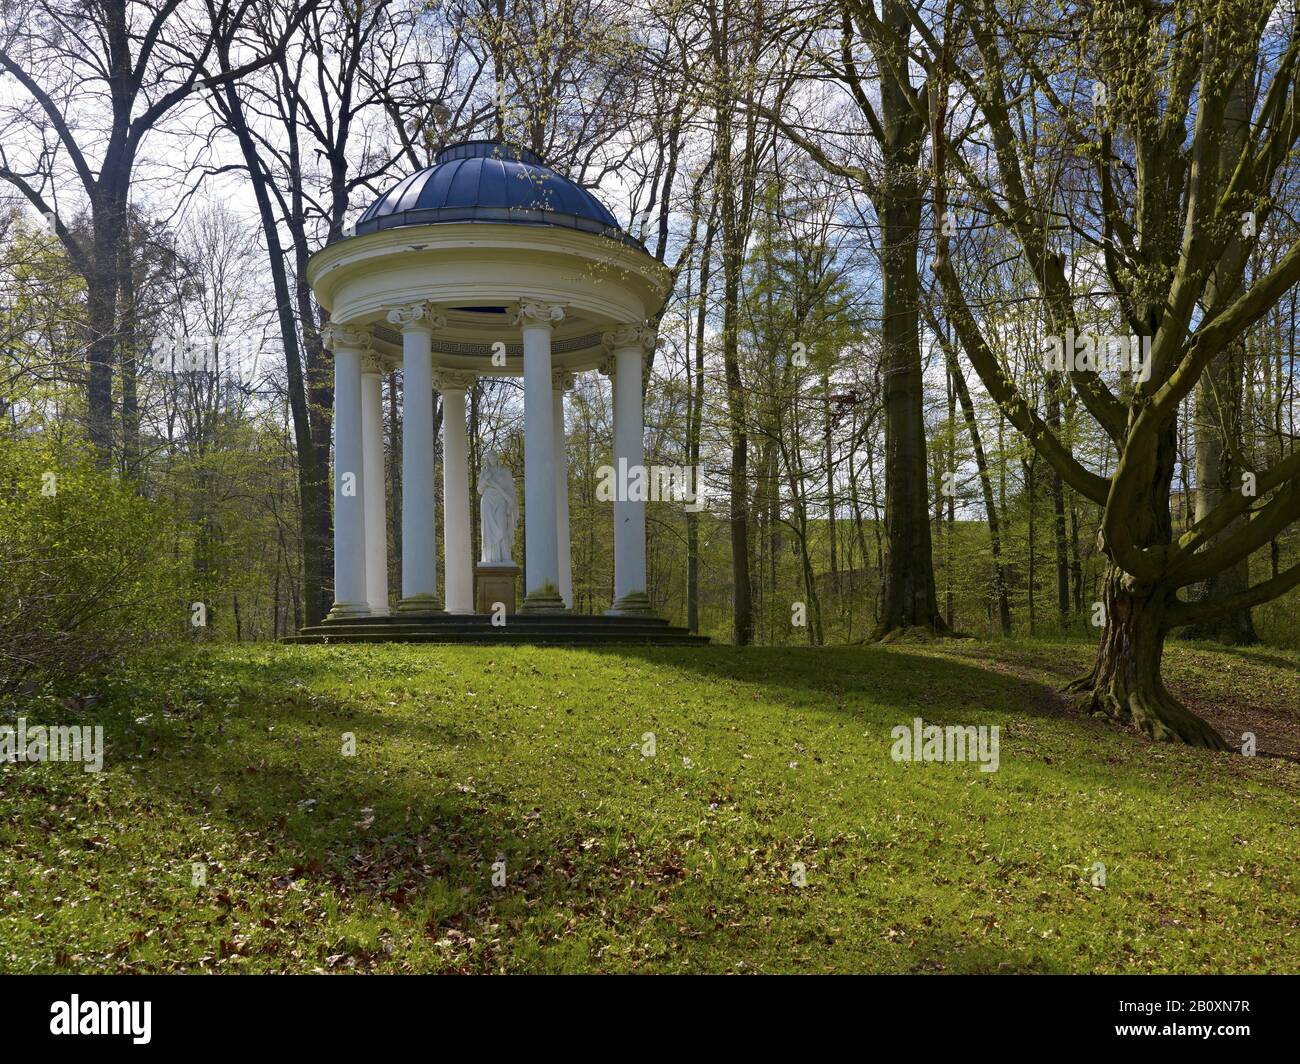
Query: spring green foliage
[[0, 436, 187, 693]]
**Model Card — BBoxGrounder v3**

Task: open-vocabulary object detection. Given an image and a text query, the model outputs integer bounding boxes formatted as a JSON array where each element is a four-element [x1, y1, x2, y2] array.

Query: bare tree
[[0, 0, 318, 464], [206, 0, 409, 622]]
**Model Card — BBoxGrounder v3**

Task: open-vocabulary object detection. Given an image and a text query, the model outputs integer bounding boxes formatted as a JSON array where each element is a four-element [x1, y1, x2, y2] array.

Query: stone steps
[[299, 612, 677, 626], [283, 614, 709, 646]]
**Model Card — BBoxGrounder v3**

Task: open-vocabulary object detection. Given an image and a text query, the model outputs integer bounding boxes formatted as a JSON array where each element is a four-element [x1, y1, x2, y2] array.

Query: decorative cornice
[[601, 323, 656, 353], [320, 321, 374, 352], [552, 370, 576, 391], [386, 301, 446, 332], [512, 301, 566, 328], [433, 369, 477, 392]]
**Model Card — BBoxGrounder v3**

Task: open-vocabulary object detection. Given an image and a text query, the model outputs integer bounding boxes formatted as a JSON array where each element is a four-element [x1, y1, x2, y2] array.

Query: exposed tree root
[[870, 619, 952, 643], [1066, 671, 1229, 750]]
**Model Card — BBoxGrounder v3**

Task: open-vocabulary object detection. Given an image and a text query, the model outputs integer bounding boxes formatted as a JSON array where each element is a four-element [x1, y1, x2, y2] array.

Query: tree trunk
[[798, 530, 823, 646], [764, 438, 781, 639], [717, 121, 753, 645], [940, 339, 1011, 634], [865, 426, 884, 621], [1045, 385, 1070, 628], [1024, 456, 1036, 634], [1069, 499, 1084, 614], [944, 365, 956, 629], [218, 78, 330, 625], [1051, 472, 1070, 627], [1181, 67, 1258, 645], [687, 203, 715, 635], [1181, 346, 1258, 644], [117, 222, 140, 477], [1069, 570, 1227, 749], [872, 185, 943, 636], [869, 2, 943, 638], [84, 255, 117, 465], [1071, 420, 1227, 749], [823, 371, 837, 581]]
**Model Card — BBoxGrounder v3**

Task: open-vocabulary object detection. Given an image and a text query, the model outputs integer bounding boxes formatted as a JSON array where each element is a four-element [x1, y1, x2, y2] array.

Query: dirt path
[[902, 639, 1300, 761]]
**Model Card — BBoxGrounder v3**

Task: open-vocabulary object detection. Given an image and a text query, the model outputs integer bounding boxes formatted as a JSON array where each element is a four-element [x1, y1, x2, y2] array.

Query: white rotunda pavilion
[[296, 140, 700, 644]]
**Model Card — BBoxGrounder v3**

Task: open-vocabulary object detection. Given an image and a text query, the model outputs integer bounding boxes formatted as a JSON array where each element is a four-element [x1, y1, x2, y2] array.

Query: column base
[[519, 585, 569, 614], [605, 591, 657, 618], [325, 601, 371, 622], [397, 594, 443, 616]]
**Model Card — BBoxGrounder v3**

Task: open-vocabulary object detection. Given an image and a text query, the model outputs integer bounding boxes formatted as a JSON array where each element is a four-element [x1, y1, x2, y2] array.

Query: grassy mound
[[2, 640, 1297, 973]]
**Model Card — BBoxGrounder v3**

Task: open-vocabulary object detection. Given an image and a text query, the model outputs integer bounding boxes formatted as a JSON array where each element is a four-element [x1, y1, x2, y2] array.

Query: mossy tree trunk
[[1068, 420, 1227, 747], [1070, 570, 1228, 749]]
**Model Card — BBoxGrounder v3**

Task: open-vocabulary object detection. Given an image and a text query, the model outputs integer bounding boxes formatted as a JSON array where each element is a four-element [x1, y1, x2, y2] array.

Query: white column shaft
[[441, 386, 473, 613], [400, 327, 438, 607], [552, 385, 573, 608], [361, 370, 388, 614], [331, 348, 368, 616], [522, 324, 560, 601], [612, 344, 647, 605]]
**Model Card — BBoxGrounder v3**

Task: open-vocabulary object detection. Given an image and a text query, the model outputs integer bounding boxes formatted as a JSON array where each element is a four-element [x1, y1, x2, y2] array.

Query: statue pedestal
[[475, 563, 520, 616]]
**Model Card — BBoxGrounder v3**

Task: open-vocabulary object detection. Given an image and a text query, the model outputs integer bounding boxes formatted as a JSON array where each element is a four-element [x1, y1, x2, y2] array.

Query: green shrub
[[0, 437, 187, 694]]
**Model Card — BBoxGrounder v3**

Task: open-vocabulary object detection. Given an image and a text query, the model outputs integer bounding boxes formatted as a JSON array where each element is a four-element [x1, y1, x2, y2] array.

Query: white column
[[604, 324, 655, 616], [436, 370, 475, 614], [553, 372, 574, 609], [361, 360, 388, 614], [322, 323, 372, 620], [388, 302, 446, 613], [516, 301, 567, 612]]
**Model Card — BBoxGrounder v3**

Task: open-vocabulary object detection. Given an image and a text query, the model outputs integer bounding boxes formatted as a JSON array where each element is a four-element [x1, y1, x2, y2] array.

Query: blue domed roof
[[354, 140, 635, 245]]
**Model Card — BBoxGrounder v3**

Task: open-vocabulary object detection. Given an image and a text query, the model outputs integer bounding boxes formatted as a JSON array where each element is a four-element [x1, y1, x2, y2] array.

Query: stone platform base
[[284, 612, 708, 646], [475, 563, 519, 615]]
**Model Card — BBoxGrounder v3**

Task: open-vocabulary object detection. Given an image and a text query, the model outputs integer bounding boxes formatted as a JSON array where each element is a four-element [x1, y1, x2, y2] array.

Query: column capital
[[433, 369, 477, 392], [601, 323, 656, 354], [552, 369, 576, 392], [361, 352, 385, 375], [513, 301, 566, 329], [386, 301, 446, 332], [321, 321, 373, 352]]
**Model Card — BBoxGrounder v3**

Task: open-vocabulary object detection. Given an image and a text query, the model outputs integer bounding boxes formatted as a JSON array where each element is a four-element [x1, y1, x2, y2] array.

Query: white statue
[[478, 451, 518, 565]]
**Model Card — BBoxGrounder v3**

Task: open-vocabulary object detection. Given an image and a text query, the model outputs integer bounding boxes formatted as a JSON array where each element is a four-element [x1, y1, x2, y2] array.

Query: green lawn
[[2, 639, 1298, 973]]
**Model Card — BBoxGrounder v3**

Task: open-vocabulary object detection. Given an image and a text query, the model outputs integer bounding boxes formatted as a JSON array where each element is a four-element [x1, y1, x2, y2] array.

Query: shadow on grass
[[1182, 642, 1300, 677], [585, 642, 1092, 728], [96, 659, 535, 927], [877, 927, 1064, 974], [107, 644, 1084, 901]]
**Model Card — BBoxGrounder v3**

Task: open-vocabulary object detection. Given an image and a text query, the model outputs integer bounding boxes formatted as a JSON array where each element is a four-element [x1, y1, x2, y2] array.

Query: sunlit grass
[[2, 639, 1297, 973]]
